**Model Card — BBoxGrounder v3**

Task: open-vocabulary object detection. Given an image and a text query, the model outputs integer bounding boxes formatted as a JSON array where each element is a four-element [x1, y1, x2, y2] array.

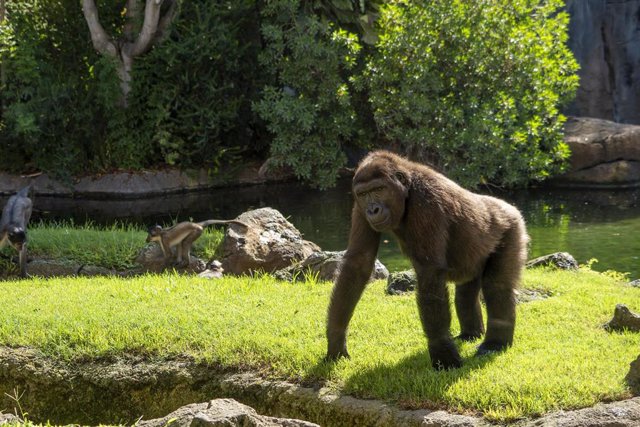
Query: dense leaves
[[0, 0, 578, 188], [367, 0, 579, 187]]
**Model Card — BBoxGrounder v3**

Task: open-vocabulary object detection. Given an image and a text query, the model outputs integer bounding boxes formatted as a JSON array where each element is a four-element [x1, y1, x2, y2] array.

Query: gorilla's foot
[[324, 348, 350, 362], [429, 340, 463, 370], [476, 341, 509, 356]]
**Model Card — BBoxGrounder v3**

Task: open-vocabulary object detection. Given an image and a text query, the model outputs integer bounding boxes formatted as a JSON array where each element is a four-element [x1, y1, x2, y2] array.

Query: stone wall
[[566, 0, 640, 124]]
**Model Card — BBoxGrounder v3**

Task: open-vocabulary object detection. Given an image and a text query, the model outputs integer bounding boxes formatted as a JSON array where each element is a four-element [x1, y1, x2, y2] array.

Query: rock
[[626, 355, 640, 394], [565, 1, 640, 124], [26, 259, 83, 277], [138, 398, 319, 427], [0, 413, 22, 425], [554, 117, 640, 188], [605, 304, 640, 332], [78, 265, 117, 277], [514, 288, 549, 304], [220, 208, 320, 275], [523, 396, 640, 427], [135, 244, 207, 274], [273, 251, 388, 283], [526, 252, 578, 270], [386, 270, 416, 295], [198, 260, 225, 279], [629, 279, 640, 288]]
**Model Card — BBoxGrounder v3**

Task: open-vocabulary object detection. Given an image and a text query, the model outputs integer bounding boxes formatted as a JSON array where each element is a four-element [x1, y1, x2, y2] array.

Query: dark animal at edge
[[326, 151, 528, 369], [147, 219, 248, 266], [0, 185, 33, 278]]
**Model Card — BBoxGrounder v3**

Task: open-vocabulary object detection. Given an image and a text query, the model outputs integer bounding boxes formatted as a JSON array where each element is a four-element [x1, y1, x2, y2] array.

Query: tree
[[81, 0, 177, 105]]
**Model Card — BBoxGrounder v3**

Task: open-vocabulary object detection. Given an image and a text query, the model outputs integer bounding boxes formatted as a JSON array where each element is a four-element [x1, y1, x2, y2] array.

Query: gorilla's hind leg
[[477, 228, 524, 356], [455, 277, 484, 341]]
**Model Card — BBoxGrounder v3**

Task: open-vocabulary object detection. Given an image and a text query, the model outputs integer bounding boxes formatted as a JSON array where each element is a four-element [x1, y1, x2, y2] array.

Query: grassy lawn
[[0, 263, 638, 422]]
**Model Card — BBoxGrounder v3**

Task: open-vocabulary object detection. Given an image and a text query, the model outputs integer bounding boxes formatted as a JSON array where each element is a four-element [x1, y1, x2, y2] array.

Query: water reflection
[[5, 180, 639, 278]]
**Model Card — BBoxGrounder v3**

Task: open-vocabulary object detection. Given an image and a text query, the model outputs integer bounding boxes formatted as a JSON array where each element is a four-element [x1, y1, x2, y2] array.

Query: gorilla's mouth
[[369, 219, 390, 230]]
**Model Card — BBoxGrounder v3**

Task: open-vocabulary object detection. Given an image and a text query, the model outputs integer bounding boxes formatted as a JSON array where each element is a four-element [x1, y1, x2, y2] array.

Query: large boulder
[[273, 250, 388, 283], [138, 399, 319, 427], [220, 208, 320, 275], [555, 117, 640, 188]]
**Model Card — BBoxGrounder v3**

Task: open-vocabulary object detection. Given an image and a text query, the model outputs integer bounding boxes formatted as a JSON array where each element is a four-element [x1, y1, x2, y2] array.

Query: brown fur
[[326, 151, 528, 369]]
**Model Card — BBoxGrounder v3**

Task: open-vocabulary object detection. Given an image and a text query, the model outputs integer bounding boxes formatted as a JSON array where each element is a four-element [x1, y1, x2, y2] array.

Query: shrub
[[367, 0, 579, 187], [254, 0, 363, 189]]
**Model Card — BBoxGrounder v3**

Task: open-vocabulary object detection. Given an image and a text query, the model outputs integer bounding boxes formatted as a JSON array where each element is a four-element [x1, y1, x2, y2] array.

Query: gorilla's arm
[[326, 206, 380, 360]]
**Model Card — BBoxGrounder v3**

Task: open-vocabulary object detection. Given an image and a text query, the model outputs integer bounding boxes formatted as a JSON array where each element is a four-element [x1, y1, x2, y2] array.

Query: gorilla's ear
[[394, 170, 409, 187]]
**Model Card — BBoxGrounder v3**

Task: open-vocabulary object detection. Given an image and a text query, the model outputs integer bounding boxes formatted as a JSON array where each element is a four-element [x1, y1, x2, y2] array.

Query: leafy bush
[[254, 0, 363, 189], [0, 0, 122, 178], [367, 0, 579, 187], [129, 0, 265, 170]]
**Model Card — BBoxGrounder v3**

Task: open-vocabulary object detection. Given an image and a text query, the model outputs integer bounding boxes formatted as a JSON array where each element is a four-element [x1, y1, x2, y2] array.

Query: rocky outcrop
[[273, 250, 388, 283], [138, 399, 319, 427], [554, 117, 640, 187], [565, 1, 640, 124], [526, 252, 579, 270], [605, 304, 640, 332], [220, 208, 320, 275]]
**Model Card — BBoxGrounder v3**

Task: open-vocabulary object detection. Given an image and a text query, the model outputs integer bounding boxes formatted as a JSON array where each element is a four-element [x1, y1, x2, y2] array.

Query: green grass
[[0, 267, 638, 422], [0, 221, 224, 270]]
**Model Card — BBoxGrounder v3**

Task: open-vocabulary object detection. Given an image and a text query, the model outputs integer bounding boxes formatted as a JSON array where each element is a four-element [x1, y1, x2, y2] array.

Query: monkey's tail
[[198, 219, 248, 228]]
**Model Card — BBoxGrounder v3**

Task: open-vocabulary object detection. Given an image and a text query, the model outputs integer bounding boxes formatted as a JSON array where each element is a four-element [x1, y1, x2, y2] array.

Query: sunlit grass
[[7, 221, 225, 270], [0, 267, 638, 422]]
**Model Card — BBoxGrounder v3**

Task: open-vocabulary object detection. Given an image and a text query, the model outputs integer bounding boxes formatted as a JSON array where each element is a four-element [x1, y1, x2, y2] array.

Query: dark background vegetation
[[0, 0, 578, 189]]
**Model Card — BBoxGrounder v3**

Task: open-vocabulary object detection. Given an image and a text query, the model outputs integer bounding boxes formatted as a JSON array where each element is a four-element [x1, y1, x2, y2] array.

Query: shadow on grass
[[305, 345, 498, 408]]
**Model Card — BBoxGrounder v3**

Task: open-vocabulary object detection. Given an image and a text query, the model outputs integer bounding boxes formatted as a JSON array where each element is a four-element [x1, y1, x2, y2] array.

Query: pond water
[[20, 179, 640, 279]]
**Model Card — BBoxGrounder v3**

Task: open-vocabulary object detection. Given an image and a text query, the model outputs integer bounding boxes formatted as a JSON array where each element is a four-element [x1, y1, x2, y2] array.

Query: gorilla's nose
[[366, 202, 385, 222]]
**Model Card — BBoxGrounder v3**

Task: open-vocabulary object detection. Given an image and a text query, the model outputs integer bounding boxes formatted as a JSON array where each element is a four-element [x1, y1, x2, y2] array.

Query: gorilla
[[326, 151, 528, 369]]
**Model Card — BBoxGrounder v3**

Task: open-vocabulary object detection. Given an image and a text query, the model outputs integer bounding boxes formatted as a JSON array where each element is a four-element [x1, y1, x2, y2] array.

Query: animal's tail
[[197, 219, 248, 228]]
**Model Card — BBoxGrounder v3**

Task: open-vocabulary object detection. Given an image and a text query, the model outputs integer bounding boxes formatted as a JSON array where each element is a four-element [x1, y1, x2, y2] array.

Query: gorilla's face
[[353, 169, 409, 232]]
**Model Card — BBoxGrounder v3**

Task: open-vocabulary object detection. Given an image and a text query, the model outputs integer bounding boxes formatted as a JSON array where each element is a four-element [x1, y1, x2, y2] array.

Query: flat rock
[[138, 398, 319, 427]]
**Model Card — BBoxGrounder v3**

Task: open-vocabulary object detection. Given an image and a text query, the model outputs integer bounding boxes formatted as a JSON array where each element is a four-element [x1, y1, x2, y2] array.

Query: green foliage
[[128, 0, 265, 170], [0, 0, 123, 178], [367, 0, 579, 187], [0, 269, 637, 421], [254, 0, 363, 189], [0, 0, 579, 189]]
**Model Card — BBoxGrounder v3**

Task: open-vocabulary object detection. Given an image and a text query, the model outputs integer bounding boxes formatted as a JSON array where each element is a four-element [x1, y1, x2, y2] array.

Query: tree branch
[[153, 0, 177, 45], [128, 0, 163, 57], [81, 0, 118, 58], [123, 0, 139, 42]]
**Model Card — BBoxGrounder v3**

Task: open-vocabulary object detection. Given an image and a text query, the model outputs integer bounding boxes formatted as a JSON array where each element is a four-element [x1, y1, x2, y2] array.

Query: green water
[[203, 181, 640, 279], [26, 180, 640, 279]]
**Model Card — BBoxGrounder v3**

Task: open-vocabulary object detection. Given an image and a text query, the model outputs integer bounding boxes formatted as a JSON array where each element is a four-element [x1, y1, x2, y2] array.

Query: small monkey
[[146, 219, 247, 266], [0, 185, 33, 278]]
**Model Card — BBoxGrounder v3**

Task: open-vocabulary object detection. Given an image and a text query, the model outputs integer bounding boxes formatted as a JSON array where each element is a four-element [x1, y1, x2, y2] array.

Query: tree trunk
[[81, 0, 176, 107], [1, 0, 6, 115]]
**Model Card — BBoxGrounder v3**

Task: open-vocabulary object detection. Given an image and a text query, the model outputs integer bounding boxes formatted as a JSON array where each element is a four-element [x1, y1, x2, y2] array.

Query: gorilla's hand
[[429, 339, 463, 370]]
